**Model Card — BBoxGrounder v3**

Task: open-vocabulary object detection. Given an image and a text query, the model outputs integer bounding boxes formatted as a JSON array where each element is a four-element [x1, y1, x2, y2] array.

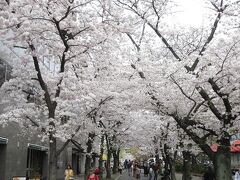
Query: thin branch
[[216, 40, 240, 75], [185, 4, 225, 72], [117, 0, 182, 61], [170, 75, 197, 115], [26, 116, 46, 133], [26, 116, 39, 127], [151, 0, 160, 29], [72, 27, 90, 38], [126, 33, 140, 51]]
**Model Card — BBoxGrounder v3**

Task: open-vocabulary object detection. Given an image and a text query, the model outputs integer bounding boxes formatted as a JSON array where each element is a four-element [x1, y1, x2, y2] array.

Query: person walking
[[133, 164, 137, 178], [143, 163, 149, 177], [65, 165, 74, 180], [149, 165, 154, 180], [87, 168, 99, 180], [136, 165, 141, 179], [124, 159, 128, 169], [118, 163, 123, 174], [153, 163, 159, 180], [127, 161, 132, 176], [235, 169, 240, 180]]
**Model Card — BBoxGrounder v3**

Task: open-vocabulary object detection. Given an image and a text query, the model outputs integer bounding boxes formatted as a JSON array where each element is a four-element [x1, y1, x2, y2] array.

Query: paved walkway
[[117, 170, 202, 180], [73, 171, 202, 180], [74, 173, 120, 180]]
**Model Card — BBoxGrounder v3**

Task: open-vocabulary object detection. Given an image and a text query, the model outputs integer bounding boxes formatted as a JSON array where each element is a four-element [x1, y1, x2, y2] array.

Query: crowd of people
[[124, 159, 161, 180], [64, 161, 240, 180]]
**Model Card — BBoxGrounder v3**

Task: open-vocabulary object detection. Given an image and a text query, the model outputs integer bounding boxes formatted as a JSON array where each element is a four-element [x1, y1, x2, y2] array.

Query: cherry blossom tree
[[0, 0, 114, 179], [113, 0, 240, 179]]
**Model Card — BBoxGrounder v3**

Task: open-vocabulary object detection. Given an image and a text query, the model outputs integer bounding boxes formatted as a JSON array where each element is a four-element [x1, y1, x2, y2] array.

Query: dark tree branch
[[147, 22, 182, 62], [173, 115, 214, 160], [197, 86, 222, 120], [26, 116, 46, 133], [59, 6, 71, 22], [208, 78, 231, 113], [29, 43, 53, 110]]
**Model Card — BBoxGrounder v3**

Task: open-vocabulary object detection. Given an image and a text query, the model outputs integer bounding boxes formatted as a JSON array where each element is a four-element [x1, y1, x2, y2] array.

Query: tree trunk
[[48, 136, 57, 180], [85, 133, 94, 178], [182, 151, 192, 180], [98, 135, 104, 180], [162, 156, 169, 175], [92, 154, 96, 168], [48, 108, 57, 180], [163, 144, 170, 174], [155, 149, 160, 165], [106, 149, 112, 179], [105, 135, 111, 179], [112, 149, 118, 174], [170, 151, 177, 180], [213, 143, 231, 180], [117, 148, 120, 167], [85, 154, 92, 175]]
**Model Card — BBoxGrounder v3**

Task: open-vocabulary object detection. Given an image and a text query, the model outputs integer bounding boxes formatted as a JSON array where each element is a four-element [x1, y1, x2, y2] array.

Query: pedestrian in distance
[[118, 163, 123, 174], [65, 165, 74, 180], [153, 163, 159, 180], [136, 165, 141, 179], [133, 163, 137, 177], [143, 163, 149, 177], [203, 166, 215, 180], [124, 159, 128, 169], [235, 169, 240, 180], [127, 161, 132, 176], [149, 165, 155, 180], [87, 168, 99, 180], [94, 166, 101, 176]]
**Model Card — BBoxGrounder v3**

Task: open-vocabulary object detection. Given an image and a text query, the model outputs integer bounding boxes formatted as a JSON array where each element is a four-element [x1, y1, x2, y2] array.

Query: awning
[[211, 141, 240, 153], [27, 143, 48, 151], [0, 137, 8, 144]]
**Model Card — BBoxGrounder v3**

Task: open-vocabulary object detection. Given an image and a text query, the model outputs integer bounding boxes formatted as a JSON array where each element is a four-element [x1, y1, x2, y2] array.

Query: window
[[26, 144, 47, 179]]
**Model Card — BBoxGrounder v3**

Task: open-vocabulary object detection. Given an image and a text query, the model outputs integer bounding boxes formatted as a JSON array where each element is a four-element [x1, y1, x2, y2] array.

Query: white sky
[[171, 0, 206, 26]]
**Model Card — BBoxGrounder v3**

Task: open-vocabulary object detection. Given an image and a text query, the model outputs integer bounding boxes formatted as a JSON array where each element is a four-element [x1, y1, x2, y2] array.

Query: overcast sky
[[171, 0, 206, 26]]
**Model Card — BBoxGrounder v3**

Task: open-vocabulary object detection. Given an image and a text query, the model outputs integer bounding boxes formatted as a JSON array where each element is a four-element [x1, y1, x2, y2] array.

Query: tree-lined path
[[1, 0, 240, 180]]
